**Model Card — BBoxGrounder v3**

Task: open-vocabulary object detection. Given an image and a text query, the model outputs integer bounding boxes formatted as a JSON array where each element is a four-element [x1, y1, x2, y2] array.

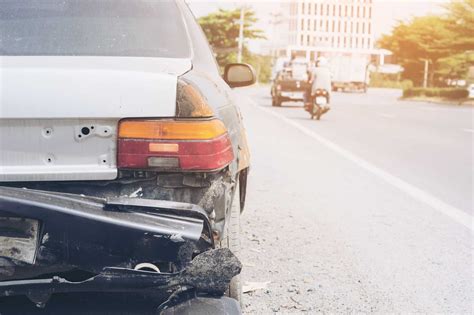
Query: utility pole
[[422, 59, 429, 88], [270, 12, 283, 58], [237, 6, 245, 63]]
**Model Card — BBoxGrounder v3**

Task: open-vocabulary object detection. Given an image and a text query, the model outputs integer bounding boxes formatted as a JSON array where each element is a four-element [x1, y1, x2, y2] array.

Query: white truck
[[328, 53, 370, 92]]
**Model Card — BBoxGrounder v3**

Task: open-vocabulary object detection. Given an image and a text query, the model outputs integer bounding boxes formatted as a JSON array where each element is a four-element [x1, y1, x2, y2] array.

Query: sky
[[187, 0, 447, 53]]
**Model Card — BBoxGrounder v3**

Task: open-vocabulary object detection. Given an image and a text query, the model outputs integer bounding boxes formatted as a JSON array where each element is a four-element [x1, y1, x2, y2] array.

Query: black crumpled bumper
[[0, 186, 241, 313]]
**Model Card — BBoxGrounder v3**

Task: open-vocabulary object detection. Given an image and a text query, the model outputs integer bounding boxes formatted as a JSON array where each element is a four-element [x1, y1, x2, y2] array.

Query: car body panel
[[178, 70, 250, 174], [0, 57, 192, 181], [0, 2, 249, 311], [177, 0, 251, 173], [0, 56, 192, 119], [0, 118, 119, 181]]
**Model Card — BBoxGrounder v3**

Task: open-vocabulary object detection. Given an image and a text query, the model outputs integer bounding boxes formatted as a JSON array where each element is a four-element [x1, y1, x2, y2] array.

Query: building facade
[[274, 0, 375, 59]]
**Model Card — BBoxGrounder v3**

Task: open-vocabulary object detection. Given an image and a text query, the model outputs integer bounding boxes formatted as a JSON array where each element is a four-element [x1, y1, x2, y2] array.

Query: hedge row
[[403, 88, 468, 99], [370, 80, 413, 90]]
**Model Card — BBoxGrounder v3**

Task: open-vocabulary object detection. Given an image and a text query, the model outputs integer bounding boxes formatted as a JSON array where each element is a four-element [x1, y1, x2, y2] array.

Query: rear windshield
[[0, 0, 191, 58]]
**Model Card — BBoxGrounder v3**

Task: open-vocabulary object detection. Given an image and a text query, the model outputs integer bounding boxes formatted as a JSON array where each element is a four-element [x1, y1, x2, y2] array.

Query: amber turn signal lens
[[119, 119, 227, 140]]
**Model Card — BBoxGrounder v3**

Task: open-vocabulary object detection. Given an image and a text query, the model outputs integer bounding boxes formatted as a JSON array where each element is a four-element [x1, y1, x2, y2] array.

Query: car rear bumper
[[0, 186, 241, 312], [0, 186, 210, 271], [279, 91, 305, 100]]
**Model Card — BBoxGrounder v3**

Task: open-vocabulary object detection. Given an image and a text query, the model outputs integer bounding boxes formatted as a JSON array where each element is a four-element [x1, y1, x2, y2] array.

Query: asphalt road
[[238, 86, 473, 313]]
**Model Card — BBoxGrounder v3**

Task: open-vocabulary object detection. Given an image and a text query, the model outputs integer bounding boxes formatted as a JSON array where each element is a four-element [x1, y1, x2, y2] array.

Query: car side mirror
[[223, 63, 256, 88]]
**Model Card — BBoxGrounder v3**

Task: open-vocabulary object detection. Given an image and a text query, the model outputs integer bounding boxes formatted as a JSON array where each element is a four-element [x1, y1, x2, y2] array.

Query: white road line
[[251, 102, 473, 232]]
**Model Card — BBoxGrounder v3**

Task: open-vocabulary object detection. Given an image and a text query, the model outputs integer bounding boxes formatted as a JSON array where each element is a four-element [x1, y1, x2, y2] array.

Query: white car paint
[[0, 56, 192, 182], [0, 56, 192, 118]]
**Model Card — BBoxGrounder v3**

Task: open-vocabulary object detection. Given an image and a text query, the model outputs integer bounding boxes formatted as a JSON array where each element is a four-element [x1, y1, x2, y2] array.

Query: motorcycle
[[306, 89, 330, 120]]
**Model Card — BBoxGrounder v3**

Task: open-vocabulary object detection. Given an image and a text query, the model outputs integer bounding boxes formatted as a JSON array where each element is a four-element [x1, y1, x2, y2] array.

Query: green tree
[[378, 0, 474, 86], [244, 53, 273, 83], [378, 15, 450, 86], [437, 52, 474, 83], [443, 0, 474, 52], [197, 8, 267, 78], [437, 0, 474, 82]]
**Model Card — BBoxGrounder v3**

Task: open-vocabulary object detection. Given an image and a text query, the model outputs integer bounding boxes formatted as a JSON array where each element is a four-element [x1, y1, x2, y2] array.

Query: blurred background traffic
[[189, 0, 474, 101]]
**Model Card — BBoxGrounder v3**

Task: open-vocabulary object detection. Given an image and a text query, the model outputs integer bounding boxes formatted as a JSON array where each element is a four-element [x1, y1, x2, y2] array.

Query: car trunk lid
[[0, 56, 192, 182]]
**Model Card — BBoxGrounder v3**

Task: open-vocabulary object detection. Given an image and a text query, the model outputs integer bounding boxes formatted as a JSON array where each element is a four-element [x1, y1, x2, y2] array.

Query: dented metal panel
[[237, 126, 251, 172], [0, 186, 212, 283], [0, 249, 241, 308], [0, 186, 242, 312], [0, 187, 206, 242]]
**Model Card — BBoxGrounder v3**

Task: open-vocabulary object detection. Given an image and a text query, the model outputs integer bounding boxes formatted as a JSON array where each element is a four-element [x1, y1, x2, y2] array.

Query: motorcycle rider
[[310, 57, 332, 116]]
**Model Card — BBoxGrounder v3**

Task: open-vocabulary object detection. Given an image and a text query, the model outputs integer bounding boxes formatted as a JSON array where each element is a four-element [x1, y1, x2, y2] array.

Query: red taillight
[[117, 119, 234, 171]]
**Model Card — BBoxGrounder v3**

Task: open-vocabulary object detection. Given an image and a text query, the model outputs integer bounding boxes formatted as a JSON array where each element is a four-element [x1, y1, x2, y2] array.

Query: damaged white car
[[0, 0, 254, 313]]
